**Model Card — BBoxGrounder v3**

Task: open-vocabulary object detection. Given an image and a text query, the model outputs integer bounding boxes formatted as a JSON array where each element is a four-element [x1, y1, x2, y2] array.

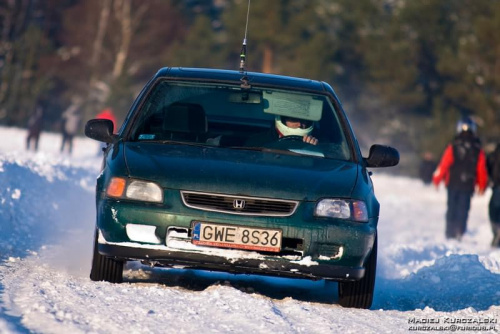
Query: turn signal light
[[106, 177, 126, 197]]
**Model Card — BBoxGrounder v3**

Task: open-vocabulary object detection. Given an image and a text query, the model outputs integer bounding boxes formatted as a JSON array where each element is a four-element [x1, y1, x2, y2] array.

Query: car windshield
[[128, 81, 352, 160]]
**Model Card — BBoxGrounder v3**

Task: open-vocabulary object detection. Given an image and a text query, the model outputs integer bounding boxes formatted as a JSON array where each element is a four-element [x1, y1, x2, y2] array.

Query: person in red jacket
[[96, 107, 117, 133], [433, 116, 488, 240], [95, 107, 118, 155]]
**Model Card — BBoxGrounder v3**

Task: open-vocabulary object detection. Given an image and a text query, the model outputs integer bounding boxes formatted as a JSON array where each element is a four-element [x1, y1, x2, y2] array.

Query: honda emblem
[[233, 199, 246, 209]]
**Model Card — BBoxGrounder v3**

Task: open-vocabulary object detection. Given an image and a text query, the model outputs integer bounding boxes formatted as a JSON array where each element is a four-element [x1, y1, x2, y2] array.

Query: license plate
[[191, 222, 282, 253]]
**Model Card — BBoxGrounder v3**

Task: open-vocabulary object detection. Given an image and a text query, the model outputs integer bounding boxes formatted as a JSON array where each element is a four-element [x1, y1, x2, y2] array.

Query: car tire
[[338, 236, 377, 309], [89, 228, 124, 283]]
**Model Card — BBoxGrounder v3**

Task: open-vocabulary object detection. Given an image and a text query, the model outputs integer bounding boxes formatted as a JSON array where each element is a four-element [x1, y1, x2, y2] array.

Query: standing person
[[60, 98, 82, 154], [96, 107, 117, 133], [95, 107, 117, 154], [419, 151, 438, 185], [487, 143, 500, 247], [432, 116, 488, 240], [26, 102, 44, 151]]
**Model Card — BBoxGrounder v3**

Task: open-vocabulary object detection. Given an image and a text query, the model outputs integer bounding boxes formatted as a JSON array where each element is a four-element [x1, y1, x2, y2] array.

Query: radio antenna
[[239, 0, 251, 73]]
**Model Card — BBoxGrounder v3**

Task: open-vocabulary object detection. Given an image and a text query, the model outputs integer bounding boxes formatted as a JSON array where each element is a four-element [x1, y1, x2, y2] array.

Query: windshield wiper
[[228, 146, 303, 156], [162, 140, 214, 148], [137, 139, 212, 148]]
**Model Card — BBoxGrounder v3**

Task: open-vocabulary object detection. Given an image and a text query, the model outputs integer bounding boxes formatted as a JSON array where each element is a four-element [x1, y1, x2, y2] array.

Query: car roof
[[154, 67, 329, 93]]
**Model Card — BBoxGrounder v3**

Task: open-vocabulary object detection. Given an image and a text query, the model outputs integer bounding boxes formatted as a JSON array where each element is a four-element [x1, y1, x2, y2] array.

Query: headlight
[[106, 177, 163, 203], [314, 199, 368, 222], [126, 180, 163, 202]]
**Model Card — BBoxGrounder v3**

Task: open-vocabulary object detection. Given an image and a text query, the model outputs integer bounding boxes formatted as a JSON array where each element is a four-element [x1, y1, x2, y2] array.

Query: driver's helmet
[[456, 116, 477, 134], [275, 116, 313, 137]]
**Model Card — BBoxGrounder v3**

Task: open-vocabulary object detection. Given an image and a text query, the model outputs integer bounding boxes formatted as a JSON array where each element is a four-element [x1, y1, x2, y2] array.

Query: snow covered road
[[0, 127, 498, 333]]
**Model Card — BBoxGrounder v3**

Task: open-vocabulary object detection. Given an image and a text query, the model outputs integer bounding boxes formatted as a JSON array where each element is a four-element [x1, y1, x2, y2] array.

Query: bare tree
[[112, 0, 149, 79], [90, 0, 111, 77], [112, 0, 131, 80], [87, 0, 112, 109]]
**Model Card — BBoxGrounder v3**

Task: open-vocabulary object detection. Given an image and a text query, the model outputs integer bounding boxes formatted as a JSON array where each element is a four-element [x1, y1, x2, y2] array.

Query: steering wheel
[[277, 135, 304, 142]]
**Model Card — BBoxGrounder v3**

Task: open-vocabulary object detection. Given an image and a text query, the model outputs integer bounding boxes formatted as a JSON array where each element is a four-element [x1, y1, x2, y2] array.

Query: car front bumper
[[97, 240, 365, 281], [96, 197, 376, 281]]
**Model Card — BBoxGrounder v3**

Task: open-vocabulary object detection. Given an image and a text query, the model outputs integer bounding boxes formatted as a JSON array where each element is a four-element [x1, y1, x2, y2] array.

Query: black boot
[[492, 225, 500, 247]]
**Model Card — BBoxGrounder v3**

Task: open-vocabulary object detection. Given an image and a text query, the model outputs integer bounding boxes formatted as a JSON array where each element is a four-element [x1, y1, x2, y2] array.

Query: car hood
[[123, 143, 358, 201]]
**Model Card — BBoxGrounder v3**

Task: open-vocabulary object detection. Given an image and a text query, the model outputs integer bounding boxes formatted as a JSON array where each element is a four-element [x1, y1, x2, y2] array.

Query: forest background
[[1, 0, 500, 175]]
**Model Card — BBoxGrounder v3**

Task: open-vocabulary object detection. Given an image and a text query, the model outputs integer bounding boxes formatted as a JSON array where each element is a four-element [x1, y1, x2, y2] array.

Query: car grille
[[181, 191, 298, 216]]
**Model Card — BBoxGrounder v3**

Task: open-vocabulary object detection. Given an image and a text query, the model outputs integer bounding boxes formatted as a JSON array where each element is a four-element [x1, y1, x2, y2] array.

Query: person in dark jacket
[[487, 143, 500, 247], [26, 102, 44, 151], [432, 117, 488, 240], [419, 151, 438, 185]]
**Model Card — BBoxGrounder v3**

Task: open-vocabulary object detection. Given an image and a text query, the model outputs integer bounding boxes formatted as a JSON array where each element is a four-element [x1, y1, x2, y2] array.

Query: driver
[[275, 116, 318, 145], [243, 115, 318, 147]]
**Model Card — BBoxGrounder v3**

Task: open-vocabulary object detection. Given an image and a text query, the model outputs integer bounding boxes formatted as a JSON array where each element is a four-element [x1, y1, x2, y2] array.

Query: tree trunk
[[85, 0, 111, 120], [89, 0, 111, 84], [262, 45, 273, 74], [112, 0, 132, 80]]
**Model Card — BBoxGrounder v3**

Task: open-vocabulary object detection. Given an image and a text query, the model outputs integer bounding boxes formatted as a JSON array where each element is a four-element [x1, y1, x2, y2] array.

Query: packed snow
[[0, 126, 498, 333]]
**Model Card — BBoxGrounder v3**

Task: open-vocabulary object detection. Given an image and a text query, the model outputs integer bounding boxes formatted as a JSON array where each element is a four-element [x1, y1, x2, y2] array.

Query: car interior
[[129, 81, 352, 160]]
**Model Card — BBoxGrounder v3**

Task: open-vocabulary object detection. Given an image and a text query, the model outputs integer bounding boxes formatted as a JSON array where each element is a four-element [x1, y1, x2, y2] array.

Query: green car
[[85, 67, 399, 309]]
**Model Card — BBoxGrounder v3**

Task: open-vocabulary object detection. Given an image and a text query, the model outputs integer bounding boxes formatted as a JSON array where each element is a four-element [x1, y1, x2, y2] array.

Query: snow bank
[[0, 127, 498, 333]]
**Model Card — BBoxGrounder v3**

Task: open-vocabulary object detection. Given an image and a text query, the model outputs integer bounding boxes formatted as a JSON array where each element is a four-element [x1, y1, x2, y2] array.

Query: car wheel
[[89, 228, 124, 283], [338, 236, 377, 309]]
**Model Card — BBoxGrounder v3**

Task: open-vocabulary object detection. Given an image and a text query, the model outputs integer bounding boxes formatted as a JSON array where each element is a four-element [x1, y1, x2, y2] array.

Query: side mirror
[[85, 119, 116, 143], [364, 144, 399, 168]]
